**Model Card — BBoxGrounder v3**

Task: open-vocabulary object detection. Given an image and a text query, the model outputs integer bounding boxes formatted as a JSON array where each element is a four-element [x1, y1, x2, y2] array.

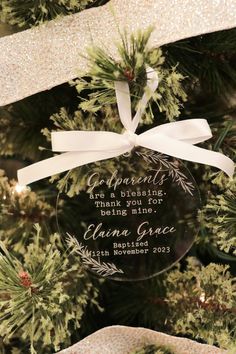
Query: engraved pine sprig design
[[137, 150, 195, 196], [66, 233, 124, 277]]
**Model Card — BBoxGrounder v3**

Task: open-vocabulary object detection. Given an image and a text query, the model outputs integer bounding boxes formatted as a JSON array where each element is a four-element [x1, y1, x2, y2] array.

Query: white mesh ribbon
[[0, 0, 236, 106], [17, 68, 234, 186]]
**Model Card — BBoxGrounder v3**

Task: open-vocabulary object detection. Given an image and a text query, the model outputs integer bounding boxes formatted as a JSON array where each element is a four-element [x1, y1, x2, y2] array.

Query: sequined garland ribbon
[[1, 0, 236, 106], [17, 68, 234, 186]]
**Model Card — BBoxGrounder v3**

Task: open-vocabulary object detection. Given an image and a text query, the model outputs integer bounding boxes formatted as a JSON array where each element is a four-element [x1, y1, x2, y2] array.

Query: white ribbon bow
[[17, 68, 234, 186]]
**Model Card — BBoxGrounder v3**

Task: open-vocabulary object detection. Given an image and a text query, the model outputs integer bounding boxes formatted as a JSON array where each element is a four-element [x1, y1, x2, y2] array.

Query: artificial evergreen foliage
[[0, 0, 97, 28], [201, 188, 236, 255], [164, 28, 236, 97], [73, 27, 187, 122], [165, 258, 236, 350], [0, 2, 235, 353], [0, 224, 100, 353], [102, 258, 236, 351], [210, 119, 236, 161], [131, 344, 174, 354], [0, 170, 55, 253]]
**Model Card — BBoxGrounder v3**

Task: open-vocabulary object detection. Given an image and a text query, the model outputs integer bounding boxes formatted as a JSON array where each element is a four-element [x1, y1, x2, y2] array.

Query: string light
[[199, 292, 206, 303], [13, 183, 30, 194]]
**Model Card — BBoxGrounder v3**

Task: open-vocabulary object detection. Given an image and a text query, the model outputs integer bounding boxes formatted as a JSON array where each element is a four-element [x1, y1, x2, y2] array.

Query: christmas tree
[[0, 1, 235, 353]]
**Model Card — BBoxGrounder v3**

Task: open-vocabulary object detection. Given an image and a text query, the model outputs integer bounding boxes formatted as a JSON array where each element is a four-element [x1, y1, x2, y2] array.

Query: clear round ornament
[[56, 147, 201, 281]]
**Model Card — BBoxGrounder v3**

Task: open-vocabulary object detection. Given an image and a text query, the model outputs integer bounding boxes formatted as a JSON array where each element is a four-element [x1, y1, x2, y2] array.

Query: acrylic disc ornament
[[57, 147, 200, 281]]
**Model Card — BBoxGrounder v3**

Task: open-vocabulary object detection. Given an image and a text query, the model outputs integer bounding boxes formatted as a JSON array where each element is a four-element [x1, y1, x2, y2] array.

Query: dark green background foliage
[[0, 0, 108, 28]]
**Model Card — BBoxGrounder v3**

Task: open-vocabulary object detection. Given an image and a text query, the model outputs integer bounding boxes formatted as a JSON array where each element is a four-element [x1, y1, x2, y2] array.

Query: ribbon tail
[[17, 148, 130, 186], [139, 134, 235, 177]]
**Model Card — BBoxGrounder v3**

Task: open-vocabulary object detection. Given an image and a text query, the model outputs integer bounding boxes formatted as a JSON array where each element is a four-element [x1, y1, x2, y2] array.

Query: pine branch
[[72, 27, 187, 122], [165, 28, 236, 97], [0, 0, 97, 28], [200, 186, 236, 256], [0, 170, 56, 253], [165, 258, 236, 349], [0, 225, 100, 353]]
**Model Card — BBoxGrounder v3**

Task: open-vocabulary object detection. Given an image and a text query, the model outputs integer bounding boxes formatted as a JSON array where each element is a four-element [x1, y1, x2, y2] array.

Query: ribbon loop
[[17, 67, 234, 186], [51, 131, 130, 152], [132, 67, 159, 132], [142, 119, 213, 144], [114, 81, 133, 132]]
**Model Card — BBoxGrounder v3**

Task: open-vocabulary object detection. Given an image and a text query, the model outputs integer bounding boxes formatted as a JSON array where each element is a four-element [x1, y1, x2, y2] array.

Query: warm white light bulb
[[14, 184, 28, 194], [199, 292, 206, 302]]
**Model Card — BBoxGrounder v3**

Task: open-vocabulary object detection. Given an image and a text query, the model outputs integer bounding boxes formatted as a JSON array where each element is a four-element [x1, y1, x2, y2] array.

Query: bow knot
[[123, 130, 138, 147]]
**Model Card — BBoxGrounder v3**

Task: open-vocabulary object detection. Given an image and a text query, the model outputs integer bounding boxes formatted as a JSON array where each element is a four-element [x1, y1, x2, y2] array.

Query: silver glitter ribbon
[[0, 0, 236, 106], [57, 325, 225, 354]]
